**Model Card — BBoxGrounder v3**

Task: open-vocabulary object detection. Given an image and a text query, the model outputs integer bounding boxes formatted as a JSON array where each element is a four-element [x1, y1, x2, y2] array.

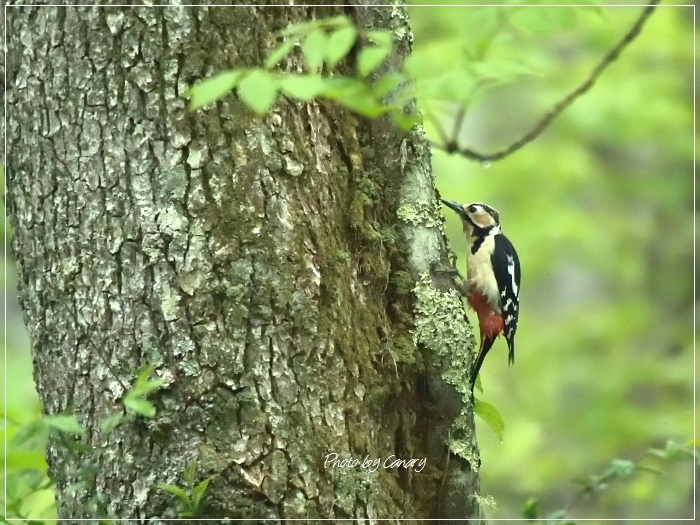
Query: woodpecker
[[441, 200, 521, 391]]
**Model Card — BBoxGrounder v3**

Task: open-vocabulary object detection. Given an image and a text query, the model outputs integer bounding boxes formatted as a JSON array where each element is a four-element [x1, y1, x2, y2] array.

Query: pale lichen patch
[[159, 282, 181, 322], [412, 273, 479, 467], [397, 200, 444, 228]]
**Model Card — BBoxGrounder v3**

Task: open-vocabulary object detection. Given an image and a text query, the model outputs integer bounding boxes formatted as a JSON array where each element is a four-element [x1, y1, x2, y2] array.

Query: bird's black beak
[[441, 199, 465, 216]]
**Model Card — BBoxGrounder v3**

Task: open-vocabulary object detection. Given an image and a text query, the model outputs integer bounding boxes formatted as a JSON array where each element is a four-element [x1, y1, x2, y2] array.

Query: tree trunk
[[7, 3, 480, 521]]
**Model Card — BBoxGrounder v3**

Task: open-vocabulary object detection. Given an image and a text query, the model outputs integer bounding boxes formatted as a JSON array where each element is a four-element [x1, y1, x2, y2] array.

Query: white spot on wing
[[507, 254, 519, 297]]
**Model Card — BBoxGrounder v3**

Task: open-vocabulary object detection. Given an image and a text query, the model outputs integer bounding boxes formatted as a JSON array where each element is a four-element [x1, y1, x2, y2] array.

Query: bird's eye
[[468, 205, 478, 213]]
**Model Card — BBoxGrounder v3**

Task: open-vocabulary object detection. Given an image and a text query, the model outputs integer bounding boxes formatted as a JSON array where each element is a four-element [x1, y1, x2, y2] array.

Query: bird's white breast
[[467, 235, 500, 311]]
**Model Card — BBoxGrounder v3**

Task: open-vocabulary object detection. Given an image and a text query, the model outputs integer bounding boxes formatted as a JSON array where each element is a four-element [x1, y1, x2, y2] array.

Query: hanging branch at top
[[430, 0, 661, 162], [185, 2, 660, 163]]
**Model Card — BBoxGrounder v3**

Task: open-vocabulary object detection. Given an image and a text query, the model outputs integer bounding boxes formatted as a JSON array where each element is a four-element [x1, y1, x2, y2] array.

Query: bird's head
[[441, 200, 501, 237]]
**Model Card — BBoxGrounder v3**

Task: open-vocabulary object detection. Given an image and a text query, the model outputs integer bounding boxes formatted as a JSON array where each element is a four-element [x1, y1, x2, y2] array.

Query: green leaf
[[238, 70, 279, 115], [647, 447, 667, 460], [8, 420, 48, 449], [358, 46, 390, 77], [522, 497, 539, 519], [423, 70, 478, 103], [575, 2, 606, 16], [460, 7, 501, 57], [45, 415, 85, 436], [402, 53, 427, 79], [6, 449, 48, 471], [265, 40, 295, 70], [99, 413, 124, 434], [389, 109, 419, 131], [185, 71, 244, 110], [184, 460, 197, 488], [320, 77, 362, 96], [132, 377, 165, 397], [134, 364, 155, 387], [474, 398, 505, 441], [124, 396, 156, 418], [471, 58, 536, 83], [137, 363, 154, 378], [30, 474, 54, 491], [129, 365, 165, 397], [280, 21, 314, 37], [302, 28, 328, 71], [662, 439, 694, 461], [546, 509, 567, 521], [510, 7, 576, 34], [366, 30, 393, 49], [158, 484, 192, 506], [373, 73, 406, 98], [279, 75, 326, 101], [342, 98, 387, 118], [122, 364, 164, 418], [318, 77, 386, 116], [609, 459, 635, 479], [326, 27, 357, 68], [192, 477, 213, 508]]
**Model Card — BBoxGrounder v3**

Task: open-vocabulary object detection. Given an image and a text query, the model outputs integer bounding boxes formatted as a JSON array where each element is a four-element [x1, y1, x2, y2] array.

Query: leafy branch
[[3, 364, 165, 519], [186, 4, 660, 166], [522, 438, 697, 522], [430, 0, 661, 161], [185, 15, 414, 128]]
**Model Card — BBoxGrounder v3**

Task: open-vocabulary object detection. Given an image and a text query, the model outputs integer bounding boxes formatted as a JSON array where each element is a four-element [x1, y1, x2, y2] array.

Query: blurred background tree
[[3, 1, 694, 521], [409, 1, 694, 520]]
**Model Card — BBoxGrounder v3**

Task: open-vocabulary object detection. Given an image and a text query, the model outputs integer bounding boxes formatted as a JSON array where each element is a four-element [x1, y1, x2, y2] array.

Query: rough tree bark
[[7, 3, 481, 521]]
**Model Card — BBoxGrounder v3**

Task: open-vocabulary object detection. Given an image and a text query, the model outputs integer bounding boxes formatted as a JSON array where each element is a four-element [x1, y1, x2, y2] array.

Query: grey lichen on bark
[[7, 2, 481, 521], [395, 138, 483, 518]]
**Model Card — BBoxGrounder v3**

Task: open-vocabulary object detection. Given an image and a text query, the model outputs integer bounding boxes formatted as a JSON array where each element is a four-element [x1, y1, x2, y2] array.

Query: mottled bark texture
[[7, 3, 481, 521]]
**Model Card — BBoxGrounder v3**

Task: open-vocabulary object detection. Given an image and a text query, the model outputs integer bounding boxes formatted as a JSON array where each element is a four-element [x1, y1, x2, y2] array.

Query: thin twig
[[431, 0, 660, 162], [427, 109, 454, 151], [449, 103, 466, 152]]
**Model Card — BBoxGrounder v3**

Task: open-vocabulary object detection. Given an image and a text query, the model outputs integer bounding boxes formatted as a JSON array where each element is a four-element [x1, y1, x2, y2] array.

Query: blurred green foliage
[[3, 3, 694, 522], [413, 2, 694, 520]]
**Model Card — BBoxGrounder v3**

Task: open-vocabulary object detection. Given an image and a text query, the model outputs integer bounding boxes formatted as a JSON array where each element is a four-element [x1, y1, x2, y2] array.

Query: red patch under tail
[[468, 290, 505, 388]]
